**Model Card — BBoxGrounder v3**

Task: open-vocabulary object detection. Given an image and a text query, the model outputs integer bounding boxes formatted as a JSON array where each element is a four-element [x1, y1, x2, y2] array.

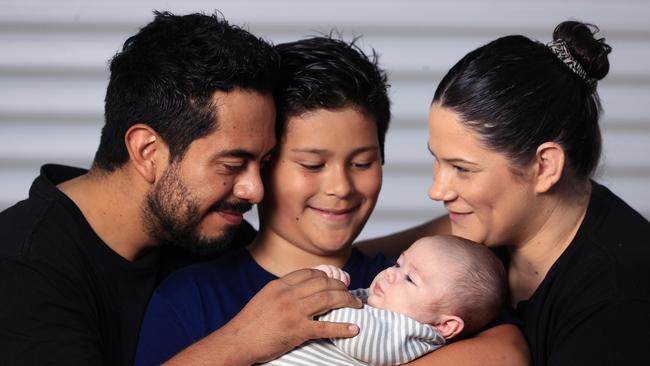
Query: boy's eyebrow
[[290, 145, 379, 155], [290, 148, 328, 154], [351, 146, 379, 155]]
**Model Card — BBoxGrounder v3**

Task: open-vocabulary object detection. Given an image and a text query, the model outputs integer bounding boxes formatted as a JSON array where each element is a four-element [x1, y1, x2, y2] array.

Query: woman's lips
[[447, 209, 472, 221]]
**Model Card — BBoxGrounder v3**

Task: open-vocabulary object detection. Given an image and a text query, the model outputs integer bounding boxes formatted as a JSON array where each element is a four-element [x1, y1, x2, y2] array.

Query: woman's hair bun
[[553, 21, 612, 81]]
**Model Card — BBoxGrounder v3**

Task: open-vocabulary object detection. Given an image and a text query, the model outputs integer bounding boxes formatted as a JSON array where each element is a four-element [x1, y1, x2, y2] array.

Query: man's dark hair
[[94, 11, 278, 171], [274, 36, 391, 162]]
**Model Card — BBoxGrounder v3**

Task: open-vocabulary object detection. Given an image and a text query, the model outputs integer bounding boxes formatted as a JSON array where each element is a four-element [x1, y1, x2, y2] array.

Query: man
[[0, 11, 360, 365]]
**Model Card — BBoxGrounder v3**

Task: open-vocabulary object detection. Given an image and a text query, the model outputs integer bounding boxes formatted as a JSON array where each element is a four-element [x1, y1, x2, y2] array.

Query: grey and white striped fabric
[[261, 289, 445, 366]]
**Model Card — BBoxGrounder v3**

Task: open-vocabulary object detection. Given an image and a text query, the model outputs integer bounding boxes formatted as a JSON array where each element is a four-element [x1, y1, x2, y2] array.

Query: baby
[[262, 235, 506, 366]]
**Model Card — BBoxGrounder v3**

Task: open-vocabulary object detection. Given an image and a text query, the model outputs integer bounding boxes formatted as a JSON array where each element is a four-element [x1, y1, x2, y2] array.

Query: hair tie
[[547, 39, 597, 87]]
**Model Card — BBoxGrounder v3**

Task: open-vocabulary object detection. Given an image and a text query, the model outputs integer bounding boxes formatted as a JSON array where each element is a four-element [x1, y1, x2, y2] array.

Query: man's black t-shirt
[[516, 182, 650, 365], [0, 164, 254, 365]]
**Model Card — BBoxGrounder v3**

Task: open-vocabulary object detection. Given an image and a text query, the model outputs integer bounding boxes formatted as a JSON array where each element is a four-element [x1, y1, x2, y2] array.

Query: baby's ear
[[432, 315, 464, 340]]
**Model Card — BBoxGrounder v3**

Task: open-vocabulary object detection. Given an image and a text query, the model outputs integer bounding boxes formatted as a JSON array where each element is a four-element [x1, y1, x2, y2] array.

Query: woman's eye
[[453, 165, 471, 173], [406, 275, 414, 284]]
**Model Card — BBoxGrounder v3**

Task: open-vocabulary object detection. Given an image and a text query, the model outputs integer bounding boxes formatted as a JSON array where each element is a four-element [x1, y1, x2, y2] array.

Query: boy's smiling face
[[259, 107, 382, 256]]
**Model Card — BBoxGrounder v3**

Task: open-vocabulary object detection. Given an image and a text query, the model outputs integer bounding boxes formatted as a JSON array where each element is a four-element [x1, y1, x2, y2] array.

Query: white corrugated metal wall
[[1, 0, 649, 240]]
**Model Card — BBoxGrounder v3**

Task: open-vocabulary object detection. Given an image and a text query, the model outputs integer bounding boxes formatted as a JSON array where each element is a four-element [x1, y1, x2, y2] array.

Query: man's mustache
[[209, 200, 253, 214]]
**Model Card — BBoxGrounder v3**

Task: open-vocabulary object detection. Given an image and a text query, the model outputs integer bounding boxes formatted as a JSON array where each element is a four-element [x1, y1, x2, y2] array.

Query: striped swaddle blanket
[[261, 289, 445, 366]]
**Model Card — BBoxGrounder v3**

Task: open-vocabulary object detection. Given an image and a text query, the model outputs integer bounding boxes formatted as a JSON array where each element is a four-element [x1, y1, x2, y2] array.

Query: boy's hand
[[312, 264, 351, 287]]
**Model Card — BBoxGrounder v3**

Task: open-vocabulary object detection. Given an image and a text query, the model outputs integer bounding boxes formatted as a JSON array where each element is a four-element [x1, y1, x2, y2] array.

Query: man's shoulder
[[0, 164, 87, 260], [0, 193, 58, 260]]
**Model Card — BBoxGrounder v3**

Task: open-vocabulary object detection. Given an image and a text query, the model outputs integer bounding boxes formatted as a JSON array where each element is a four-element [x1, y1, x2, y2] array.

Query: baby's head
[[367, 235, 506, 339]]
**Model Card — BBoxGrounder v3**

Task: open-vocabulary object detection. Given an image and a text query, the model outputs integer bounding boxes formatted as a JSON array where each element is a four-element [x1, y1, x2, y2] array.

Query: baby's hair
[[430, 235, 507, 336]]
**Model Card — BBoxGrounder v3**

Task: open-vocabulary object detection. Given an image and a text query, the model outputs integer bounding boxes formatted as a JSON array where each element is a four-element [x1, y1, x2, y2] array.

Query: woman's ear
[[124, 124, 166, 184], [533, 142, 565, 193], [432, 315, 464, 340]]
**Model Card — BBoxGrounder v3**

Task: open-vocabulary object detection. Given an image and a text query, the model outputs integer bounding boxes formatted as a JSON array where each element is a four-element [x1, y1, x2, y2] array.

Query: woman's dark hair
[[433, 20, 612, 180], [274, 36, 391, 162], [94, 11, 279, 171]]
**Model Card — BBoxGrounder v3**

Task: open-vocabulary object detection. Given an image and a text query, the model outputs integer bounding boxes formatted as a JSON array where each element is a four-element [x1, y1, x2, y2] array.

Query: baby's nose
[[385, 267, 397, 283]]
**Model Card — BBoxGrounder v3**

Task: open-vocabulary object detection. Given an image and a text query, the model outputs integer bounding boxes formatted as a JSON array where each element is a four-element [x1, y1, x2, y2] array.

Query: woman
[[362, 20, 650, 365], [135, 36, 528, 365]]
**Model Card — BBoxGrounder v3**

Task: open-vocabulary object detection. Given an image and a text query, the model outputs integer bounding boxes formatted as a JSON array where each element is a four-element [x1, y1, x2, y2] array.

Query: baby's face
[[367, 238, 453, 324]]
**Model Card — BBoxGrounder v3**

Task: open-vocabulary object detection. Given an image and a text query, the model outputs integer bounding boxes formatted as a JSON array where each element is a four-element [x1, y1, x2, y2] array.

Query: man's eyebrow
[[216, 149, 256, 159]]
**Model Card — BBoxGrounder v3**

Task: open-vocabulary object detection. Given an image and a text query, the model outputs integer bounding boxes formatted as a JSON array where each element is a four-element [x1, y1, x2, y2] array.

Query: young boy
[[264, 235, 506, 365]]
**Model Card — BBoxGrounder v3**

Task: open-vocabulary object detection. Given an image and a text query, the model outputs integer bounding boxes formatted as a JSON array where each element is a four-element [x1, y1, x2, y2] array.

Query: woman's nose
[[428, 166, 457, 202]]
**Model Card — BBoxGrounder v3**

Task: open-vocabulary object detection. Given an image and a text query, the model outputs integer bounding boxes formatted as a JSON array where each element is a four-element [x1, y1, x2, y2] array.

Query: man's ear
[[533, 142, 565, 193], [432, 315, 464, 340], [124, 124, 166, 184]]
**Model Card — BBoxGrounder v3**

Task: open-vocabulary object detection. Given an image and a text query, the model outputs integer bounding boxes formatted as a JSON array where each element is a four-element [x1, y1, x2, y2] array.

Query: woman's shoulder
[[577, 182, 650, 272], [537, 182, 650, 310], [585, 182, 650, 238]]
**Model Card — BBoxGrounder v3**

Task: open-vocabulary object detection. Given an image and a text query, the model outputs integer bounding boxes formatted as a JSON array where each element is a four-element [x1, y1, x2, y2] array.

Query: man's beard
[[142, 163, 252, 256]]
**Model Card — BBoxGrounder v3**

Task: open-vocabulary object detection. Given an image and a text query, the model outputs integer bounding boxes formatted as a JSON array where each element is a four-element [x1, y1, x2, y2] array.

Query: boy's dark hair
[[274, 36, 391, 162], [94, 11, 279, 171]]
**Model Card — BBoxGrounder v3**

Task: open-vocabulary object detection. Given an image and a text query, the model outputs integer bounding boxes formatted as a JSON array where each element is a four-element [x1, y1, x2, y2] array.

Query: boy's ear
[[124, 124, 166, 184], [532, 141, 565, 193], [433, 315, 464, 340]]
